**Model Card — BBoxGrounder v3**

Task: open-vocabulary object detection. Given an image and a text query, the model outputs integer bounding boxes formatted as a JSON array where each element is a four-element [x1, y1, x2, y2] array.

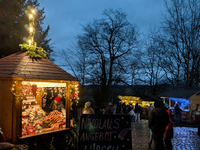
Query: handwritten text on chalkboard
[[78, 115, 132, 150]]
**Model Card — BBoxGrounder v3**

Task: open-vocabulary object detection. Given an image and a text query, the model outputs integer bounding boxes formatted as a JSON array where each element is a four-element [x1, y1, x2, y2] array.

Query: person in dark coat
[[135, 103, 141, 122], [148, 101, 169, 150], [122, 103, 127, 114], [174, 103, 182, 126], [116, 101, 122, 114], [108, 102, 115, 114]]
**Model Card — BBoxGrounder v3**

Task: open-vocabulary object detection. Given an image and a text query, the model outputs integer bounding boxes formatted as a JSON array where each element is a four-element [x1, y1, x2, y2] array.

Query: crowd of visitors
[[80, 100, 174, 150]]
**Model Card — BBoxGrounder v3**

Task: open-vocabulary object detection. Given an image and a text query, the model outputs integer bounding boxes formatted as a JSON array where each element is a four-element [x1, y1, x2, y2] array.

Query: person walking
[[164, 107, 174, 150], [82, 101, 95, 114], [108, 102, 115, 114], [147, 103, 154, 149], [148, 101, 169, 150], [116, 101, 122, 114], [128, 106, 135, 122], [174, 103, 182, 126], [135, 103, 141, 122], [148, 103, 154, 116]]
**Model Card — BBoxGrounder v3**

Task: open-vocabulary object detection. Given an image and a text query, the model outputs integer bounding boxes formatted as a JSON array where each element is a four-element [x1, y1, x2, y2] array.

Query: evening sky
[[38, 0, 166, 66]]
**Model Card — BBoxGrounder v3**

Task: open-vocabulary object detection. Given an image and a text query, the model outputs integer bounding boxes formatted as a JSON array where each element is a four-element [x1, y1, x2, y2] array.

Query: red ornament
[[72, 93, 76, 99]]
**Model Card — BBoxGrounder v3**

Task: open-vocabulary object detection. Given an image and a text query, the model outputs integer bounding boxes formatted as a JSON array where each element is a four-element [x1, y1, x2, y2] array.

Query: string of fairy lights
[[11, 80, 16, 95], [11, 80, 79, 103]]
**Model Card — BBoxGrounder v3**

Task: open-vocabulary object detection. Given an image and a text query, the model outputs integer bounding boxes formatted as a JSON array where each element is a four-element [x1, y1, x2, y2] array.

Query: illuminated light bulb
[[30, 27, 33, 32], [29, 40, 31, 46], [12, 88, 14, 91], [32, 10, 35, 14], [30, 14, 33, 18]]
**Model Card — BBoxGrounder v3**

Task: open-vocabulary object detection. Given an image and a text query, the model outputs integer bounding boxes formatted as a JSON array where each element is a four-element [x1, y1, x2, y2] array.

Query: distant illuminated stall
[[161, 97, 190, 111], [117, 95, 155, 108], [117, 95, 140, 107], [161, 96, 190, 123]]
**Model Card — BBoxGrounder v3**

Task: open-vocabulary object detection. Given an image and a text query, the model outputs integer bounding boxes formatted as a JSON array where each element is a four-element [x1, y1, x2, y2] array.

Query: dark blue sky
[[38, 0, 165, 66]]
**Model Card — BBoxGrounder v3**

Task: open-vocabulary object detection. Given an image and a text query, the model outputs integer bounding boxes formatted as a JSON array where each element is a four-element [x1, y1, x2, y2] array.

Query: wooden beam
[[12, 80, 22, 143], [65, 82, 70, 128]]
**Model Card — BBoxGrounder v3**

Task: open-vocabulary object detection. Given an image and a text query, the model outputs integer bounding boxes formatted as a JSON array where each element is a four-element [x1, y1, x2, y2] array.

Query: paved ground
[[131, 119, 200, 150]]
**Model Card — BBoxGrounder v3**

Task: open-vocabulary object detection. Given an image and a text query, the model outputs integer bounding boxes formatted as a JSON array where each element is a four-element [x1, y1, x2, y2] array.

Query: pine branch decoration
[[19, 43, 49, 58]]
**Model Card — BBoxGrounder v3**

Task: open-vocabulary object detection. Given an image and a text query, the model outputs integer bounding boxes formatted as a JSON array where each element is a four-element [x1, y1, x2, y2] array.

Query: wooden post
[[12, 80, 22, 143], [163, 97, 165, 103], [36, 87, 42, 108], [169, 98, 171, 107], [65, 82, 70, 128]]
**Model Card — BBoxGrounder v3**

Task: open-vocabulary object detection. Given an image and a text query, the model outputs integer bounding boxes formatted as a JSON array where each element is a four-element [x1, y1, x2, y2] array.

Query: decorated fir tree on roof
[[19, 5, 48, 59]]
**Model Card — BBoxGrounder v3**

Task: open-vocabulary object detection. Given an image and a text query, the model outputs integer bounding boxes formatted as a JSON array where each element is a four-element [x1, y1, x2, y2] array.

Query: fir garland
[[19, 43, 49, 58]]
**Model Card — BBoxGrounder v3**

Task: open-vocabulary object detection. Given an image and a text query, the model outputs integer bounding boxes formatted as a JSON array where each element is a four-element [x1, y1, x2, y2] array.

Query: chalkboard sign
[[78, 114, 132, 150]]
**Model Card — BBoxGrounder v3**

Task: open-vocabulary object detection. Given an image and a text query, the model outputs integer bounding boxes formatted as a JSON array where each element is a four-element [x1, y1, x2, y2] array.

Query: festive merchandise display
[[22, 101, 66, 136], [20, 82, 79, 137], [21, 84, 67, 137]]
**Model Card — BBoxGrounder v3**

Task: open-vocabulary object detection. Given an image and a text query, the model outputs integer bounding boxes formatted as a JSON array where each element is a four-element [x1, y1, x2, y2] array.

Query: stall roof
[[140, 95, 161, 101], [0, 52, 78, 81], [159, 88, 200, 99]]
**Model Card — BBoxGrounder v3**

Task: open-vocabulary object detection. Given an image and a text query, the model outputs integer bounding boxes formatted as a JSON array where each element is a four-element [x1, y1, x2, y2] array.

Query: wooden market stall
[[187, 91, 200, 123], [117, 95, 156, 119], [159, 88, 200, 123], [117, 95, 141, 107], [0, 52, 79, 143]]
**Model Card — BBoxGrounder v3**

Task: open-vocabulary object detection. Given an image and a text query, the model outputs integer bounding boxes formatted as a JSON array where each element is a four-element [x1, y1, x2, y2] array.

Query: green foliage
[[69, 84, 75, 98], [18, 128, 78, 150], [19, 43, 49, 58], [65, 127, 78, 150]]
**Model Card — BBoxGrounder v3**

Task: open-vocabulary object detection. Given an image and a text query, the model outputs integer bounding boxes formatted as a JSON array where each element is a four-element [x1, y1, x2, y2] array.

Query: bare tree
[[76, 8, 139, 104], [131, 29, 166, 96], [160, 0, 200, 87], [58, 45, 87, 86]]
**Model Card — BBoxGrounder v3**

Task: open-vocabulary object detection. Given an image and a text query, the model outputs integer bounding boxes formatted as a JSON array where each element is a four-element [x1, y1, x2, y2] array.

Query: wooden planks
[[0, 79, 13, 142]]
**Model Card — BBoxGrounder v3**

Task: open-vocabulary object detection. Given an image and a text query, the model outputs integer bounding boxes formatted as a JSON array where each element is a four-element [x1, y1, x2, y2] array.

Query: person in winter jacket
[[82, 101, 95, 114], [116, 101, 122, 114], [148, 101, 169, 150], [128, 105, 135, 122], [174, 103, 182, 126], [49, 94, 64, 112], [108, 102, 115, 114], [164, 107, 173, 150], [147, 103, 154, 149], [148, 103, 154, 116], [135, 103, 141, 122]]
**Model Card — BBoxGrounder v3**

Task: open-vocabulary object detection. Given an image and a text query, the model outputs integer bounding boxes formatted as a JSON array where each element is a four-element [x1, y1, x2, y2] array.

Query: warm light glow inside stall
[[11, 81, 79, 138], [118, 96, 140, 107], [117, 95, 154, 108]]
